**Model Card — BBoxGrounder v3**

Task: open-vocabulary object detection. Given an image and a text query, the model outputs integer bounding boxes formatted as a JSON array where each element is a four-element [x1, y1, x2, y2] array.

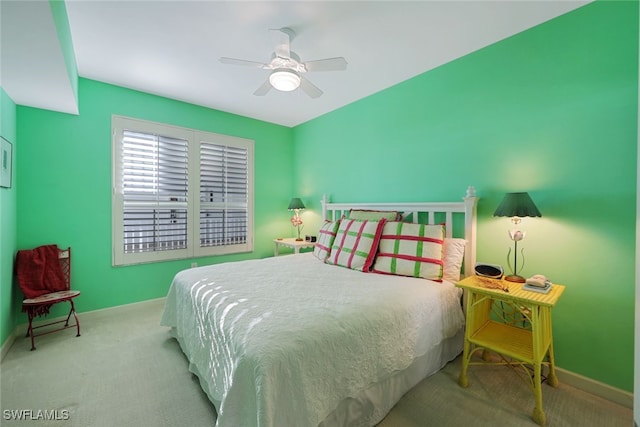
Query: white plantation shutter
[[199, 142, 249, 248], [121, 131, 188, 253], [112, 117, 253, 266]]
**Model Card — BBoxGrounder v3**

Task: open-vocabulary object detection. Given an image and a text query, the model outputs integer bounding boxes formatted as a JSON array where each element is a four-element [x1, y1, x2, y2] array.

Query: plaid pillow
[[313, 220, 341, 261], [327, 219, 386, 271], [372, 221, 445, 281]]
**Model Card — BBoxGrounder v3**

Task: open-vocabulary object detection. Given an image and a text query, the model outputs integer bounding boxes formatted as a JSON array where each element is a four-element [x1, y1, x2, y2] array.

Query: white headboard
[[321, 186, 479, 278]]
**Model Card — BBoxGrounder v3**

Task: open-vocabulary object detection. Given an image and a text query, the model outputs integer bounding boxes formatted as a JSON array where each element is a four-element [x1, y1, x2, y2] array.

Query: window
[[112, 116, 254, 266]]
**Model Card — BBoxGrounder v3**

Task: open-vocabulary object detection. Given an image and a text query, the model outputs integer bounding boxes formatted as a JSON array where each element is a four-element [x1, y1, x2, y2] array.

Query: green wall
[[0, 88, 17, 347], [292, 1, 637, 392], [5, 0, 636, 395], [16, 78, 294, 318]]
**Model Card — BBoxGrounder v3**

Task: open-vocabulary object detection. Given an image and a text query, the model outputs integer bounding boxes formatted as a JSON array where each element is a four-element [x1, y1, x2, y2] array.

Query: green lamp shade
[[493, 192, 541, 218], [288, 198, 305, 210]]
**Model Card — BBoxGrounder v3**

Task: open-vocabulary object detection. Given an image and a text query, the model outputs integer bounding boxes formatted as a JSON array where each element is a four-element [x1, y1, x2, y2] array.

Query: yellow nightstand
[[456, 275, 565, 426]]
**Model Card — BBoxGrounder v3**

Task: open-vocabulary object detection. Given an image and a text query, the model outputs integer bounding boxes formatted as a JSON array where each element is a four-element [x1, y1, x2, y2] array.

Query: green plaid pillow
[[313, 220, 340, 261], [372, 221, 445, 281], [326, 219, 386, 271]]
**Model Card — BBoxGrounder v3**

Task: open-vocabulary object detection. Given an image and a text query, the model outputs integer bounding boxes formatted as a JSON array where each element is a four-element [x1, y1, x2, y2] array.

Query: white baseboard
[[66, 296, 166, 318], [0, 327, 19, 361], [480, 351, 633, 409], [556, 367, 633, 409]]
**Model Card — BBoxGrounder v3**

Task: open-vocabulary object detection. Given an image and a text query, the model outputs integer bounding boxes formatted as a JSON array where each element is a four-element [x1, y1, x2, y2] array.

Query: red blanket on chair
[[16, 245, 67, 299]]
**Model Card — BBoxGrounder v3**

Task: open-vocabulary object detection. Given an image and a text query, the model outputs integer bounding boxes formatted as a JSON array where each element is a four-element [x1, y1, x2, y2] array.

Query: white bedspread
[[160, 253, 464, 427]]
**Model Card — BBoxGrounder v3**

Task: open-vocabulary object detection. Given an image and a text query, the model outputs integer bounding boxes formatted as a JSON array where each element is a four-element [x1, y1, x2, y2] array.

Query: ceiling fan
[[219, 27, 347, 98]]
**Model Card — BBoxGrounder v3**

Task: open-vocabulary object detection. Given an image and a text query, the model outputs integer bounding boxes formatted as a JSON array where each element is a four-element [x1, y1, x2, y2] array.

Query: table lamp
[[493, 192, 542, 282], [288, 198, 305, 241]]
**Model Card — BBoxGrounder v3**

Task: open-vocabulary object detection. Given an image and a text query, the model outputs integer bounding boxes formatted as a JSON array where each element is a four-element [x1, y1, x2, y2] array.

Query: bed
[[161, 187, 478, 427]]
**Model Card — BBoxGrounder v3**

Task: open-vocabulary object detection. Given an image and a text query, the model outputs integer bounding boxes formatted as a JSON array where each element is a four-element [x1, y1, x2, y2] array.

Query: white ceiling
[[1, 1, 591, 127]]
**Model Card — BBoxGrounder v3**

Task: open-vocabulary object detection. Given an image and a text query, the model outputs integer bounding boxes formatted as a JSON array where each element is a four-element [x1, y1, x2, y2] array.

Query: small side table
[[456, 275, 565, 426], [273, 238, 315, 256]]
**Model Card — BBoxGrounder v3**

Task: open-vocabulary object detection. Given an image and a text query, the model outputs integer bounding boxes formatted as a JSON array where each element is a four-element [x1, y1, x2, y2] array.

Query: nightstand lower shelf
[[470, 320, 534, 363]]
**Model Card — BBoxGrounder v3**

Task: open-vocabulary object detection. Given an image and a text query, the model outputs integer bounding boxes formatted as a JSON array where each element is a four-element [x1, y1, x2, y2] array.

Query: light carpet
[[0, 299, 632, 427]]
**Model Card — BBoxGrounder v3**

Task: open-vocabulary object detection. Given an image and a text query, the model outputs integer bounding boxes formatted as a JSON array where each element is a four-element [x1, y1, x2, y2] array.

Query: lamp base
[[295, 238, 303, 241], [505, 274, 526, 283]]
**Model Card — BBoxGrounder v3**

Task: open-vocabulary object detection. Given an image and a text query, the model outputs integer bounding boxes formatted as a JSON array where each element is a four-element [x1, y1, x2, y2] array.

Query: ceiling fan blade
[[220, 57, 266, 68], [270, 28, 291, 58], [304, 57, 348, 72], [253, 79, 272, 96], [299, 77, 323, 99]]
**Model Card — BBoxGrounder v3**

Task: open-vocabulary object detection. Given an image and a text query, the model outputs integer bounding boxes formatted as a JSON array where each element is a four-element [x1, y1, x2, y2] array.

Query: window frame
[[112, 116, 254, 266]]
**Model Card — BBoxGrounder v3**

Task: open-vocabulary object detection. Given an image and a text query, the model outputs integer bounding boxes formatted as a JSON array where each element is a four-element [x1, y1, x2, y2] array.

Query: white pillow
[[443, 238, 467, 282]]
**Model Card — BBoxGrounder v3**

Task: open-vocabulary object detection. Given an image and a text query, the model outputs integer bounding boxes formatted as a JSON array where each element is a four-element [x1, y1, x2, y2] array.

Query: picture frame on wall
[[1, 136, 13, 188]]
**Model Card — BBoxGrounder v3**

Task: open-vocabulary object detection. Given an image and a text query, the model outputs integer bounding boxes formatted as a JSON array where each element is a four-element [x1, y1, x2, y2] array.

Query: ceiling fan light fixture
[[269, 69, 300, 92]]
